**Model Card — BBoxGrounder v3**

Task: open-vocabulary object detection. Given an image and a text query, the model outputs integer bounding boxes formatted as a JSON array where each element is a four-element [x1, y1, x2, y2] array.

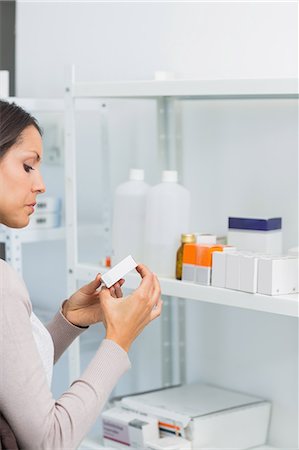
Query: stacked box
[[26, 196, 62, 229], [228, 217, 282, 254]]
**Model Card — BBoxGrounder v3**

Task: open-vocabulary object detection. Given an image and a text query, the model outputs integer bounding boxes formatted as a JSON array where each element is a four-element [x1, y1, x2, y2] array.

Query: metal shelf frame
[[64, 69, 299, 450], [0, 226, 65, 274]]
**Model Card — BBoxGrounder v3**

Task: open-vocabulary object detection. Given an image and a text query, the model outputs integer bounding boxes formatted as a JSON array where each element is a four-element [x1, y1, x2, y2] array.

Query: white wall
[[17, 1, 297, 96], [16, 1, 298, 447]]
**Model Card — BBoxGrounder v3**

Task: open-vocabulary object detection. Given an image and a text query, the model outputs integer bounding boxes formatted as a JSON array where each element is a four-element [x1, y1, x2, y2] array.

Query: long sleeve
[[0, 260, 131, 450], [46, 307, 86, 364]]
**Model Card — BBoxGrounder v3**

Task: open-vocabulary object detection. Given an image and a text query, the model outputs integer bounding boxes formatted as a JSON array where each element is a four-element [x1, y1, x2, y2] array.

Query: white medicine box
[[257, 256, 298, 295], [102, 407, 159, 448], [119, 383, 271, 449], [228, 217, 282, 254]]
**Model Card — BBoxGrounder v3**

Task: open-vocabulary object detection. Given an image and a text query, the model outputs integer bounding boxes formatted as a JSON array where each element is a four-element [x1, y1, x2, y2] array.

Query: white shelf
[[79, 437, 105, 450], [79, 439, 280, 450], [72, 78, 299, 99], [0, 226, 65, 243], [75, 263, 298, 318], [0, 224, 106, 245], [253, 447, 281, 450]]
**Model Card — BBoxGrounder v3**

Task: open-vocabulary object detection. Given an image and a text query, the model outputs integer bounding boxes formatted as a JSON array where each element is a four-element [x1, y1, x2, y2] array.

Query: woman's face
[[0, 125, 45, 228]]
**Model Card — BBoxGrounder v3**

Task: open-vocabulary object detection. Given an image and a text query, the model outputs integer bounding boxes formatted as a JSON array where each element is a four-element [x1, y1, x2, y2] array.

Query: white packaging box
[[211, 252, 226, 288], [102, 255, 137, 288], [225, 253, 240, 290], [211, 248, 237, 288], [239, 253, 259, 293], [102, 407, 159, 448], [257, 256, 299, 295], [182, 264, 196, 283], [35, 197, 61, 214], [119, 383, 271, 450], [195, 266, 211, 285], [196, 234, 216, 245], [228, 229, 282, 254], [146, 436, 192, 450], [26, 212, 61, 229]]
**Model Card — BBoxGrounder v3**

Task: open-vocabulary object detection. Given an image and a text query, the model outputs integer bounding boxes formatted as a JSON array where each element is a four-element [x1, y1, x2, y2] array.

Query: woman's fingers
[[150, 299, 163, 321], [109, 286, 116, 298], [80, 273, 102, 295], [136, 267, 155, 296], [118, 278, 125, 287], [113, 282, 123, 298], [136, 264, 151, 279], [150, 273, 161, 305]]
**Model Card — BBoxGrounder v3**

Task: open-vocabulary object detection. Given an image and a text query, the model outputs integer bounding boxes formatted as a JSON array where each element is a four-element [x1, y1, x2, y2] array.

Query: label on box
[[103, 418, 130, 446]]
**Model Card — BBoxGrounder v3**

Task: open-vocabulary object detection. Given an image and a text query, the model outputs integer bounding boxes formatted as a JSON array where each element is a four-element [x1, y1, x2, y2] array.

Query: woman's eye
[[23, 164, 34, 173]]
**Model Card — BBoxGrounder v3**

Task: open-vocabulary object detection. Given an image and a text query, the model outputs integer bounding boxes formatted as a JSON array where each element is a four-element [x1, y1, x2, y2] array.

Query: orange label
[[183, 243, 197, 264], [196, 245, 223, 267]]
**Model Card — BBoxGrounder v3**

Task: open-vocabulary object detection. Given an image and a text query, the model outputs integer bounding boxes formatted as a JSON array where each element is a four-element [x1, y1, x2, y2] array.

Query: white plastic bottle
[[112, 169, 149, 265], [144, 170, 191, 277]]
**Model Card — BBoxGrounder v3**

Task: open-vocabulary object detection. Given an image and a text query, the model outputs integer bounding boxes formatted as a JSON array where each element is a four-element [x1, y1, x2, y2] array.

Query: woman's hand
[[99, 264, 162, 352], [63, 275, 125, 327]]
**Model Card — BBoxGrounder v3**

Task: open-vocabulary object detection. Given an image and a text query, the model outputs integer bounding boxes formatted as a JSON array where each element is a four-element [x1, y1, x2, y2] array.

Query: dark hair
[[0, 99, 42, 159]]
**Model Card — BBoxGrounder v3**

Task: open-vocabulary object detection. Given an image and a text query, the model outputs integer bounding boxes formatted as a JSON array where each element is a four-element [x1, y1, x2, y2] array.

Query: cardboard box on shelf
[[118, 383, 271, 450], [257, 256, 298, 295], [102, 407, 159, 449]]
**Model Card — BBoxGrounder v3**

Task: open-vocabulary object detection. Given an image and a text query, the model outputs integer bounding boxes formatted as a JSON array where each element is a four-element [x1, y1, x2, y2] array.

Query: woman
[[0, 99, 162, 449]]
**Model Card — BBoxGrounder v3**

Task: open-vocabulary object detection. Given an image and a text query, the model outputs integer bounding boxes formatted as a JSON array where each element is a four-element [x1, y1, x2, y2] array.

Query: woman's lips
[[26, 204, 35, 214]]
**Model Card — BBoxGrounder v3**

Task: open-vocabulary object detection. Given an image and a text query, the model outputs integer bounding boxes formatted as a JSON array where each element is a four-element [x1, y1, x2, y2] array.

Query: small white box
[[102, 407, 159, 448], [212, 247, 237, 288], [35, 196, 61, 214], [182, 264, 196, 283], [225, 253, 240, 290], [27, 212, 61, 229], [195, 266, 211, 285], [228, 229, 282, 254], [257, 256, 298, 295], [146, 437, 192, 450], [239, 254, 258, 293], [102, 255, 137, 288], [211, 252, 227, 288], [196, 234, 216, 245], [120, 383, 271, 450]]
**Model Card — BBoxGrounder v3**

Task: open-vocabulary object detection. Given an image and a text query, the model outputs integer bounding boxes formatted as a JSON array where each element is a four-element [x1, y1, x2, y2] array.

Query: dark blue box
[[228, 217, 282, 231]]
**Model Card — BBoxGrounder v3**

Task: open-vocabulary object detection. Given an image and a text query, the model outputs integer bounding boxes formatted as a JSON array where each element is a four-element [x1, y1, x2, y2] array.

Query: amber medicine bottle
[[176, 233, 196, 280]]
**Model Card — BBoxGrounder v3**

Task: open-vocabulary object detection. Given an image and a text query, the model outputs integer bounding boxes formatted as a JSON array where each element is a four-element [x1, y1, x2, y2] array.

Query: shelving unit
[[65, 71, 299, 450], [0, 225, 65, 274]]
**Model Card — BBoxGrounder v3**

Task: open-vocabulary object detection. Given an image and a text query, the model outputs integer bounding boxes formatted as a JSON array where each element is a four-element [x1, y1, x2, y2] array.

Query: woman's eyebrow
[[25, 150, 41, 161]]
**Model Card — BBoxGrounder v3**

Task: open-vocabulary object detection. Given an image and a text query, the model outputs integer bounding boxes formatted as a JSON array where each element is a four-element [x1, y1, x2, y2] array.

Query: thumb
[[80, 273, 102, 295], [99, 286, 113, 303]]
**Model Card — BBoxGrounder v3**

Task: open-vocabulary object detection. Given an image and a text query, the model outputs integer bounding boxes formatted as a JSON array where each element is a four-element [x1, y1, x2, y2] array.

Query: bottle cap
[[181, 233, 196, 244], [129, 169, 144, 181], [162, 170, 178, 183]]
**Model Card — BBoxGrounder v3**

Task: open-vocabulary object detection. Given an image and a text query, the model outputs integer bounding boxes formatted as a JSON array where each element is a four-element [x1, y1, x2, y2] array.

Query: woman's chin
[[3, 216, 30, 229]]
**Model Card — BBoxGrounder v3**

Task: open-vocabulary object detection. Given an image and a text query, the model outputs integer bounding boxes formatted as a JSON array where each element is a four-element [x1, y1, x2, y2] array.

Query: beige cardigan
[[0, 259, 131, 449]]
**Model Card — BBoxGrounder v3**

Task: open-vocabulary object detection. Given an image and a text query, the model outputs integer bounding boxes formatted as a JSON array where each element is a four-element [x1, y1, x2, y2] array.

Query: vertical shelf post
[[65, 66, 81, 382], [157, 97, 184, 387], [4, 230, 22, 274]]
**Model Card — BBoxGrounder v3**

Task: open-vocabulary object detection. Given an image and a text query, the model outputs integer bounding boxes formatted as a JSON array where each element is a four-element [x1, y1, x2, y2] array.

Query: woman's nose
[[32, 171, 46, 194]]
